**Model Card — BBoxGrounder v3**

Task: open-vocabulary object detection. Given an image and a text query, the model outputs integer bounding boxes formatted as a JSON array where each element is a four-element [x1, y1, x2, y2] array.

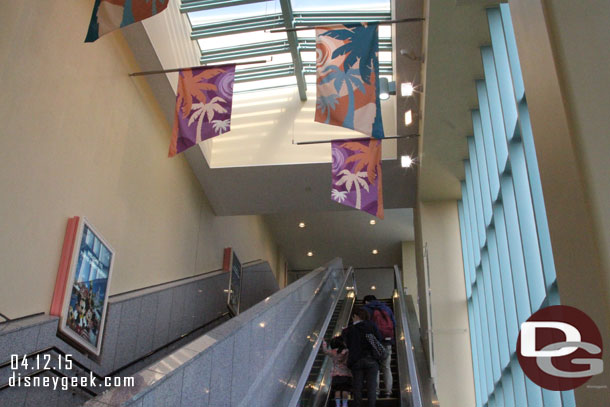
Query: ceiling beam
[[278, 0, 307, 101], [180, 0, 271, 13]]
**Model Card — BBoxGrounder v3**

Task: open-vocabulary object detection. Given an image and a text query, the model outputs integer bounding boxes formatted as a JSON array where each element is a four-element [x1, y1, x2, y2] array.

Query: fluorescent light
[[401, 155, 413, 168], [370, 219, 376, 225], [404, 110, 413, 125], [401, 82, 414, 97], [298, 222, 306, 228]]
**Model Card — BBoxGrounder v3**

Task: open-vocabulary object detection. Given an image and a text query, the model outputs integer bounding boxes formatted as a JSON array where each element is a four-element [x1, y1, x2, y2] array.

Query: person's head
[[329, 336, 345, 351], [352, 307, 370, 322], [363, 295, 377, 304]]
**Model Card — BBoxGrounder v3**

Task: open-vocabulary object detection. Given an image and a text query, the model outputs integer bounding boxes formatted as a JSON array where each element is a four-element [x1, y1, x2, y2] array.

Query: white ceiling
[[121, 0, 496, 270]]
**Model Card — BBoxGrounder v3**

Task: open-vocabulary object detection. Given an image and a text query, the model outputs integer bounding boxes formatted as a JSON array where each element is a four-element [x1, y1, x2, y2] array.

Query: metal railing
[[393, 265, 424, 407], [298, 269, 356, 407]]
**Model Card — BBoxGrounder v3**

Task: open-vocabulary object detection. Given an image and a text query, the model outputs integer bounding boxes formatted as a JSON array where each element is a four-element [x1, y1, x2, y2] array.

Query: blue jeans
[[351, 357, 379, 407]]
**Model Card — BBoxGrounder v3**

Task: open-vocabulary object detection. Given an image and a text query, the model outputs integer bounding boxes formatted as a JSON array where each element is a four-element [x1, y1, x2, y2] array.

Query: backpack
[[365, 332, 389, 362], [372, 309, 394, 339]]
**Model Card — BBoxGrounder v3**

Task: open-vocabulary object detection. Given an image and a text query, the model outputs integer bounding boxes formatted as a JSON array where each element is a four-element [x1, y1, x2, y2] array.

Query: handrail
[[286, 266, 354, 407], [237, 258, 344, 407], [394, 265, 424, 407], [310, 282, 356, 407]]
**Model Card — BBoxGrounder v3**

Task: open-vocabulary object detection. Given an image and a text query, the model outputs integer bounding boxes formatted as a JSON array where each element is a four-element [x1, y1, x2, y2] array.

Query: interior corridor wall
[[418, 200, 475, 407], [507, 1, 610, 404], [0, 0, 279, 319]]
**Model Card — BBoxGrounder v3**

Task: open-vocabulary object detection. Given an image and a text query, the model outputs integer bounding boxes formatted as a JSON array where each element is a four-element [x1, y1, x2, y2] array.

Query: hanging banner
[[85, 0, 169, 43], [315, 23, 384, 139], [169, 64, 236, 157], [331, 138, 384, 219]]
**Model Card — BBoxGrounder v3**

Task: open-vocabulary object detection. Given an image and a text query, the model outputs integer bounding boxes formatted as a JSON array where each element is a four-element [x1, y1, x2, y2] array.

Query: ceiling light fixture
[[401, 82, 415, 97], [370, 219, 376, 225], [298, 222, 306, 228], [404, 110, 413, 126], [401, 155, 413, 168], [372, 249, 379, 255], [378, 78, 396, 100], [307, 251, 313, 257], [371, 285, 377, 290]]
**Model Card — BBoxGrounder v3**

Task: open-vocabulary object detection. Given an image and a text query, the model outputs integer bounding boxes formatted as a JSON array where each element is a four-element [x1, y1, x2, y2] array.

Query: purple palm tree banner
[[169, 64, 235, 157], [315, 23, 384, 139], [331, 139, 384, 219]]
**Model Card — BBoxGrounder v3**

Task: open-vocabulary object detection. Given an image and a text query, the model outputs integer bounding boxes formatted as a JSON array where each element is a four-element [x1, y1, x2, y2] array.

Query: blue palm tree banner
[[315, 23, 384, 139], [331, 139, 384, 219], [85, 0, 169, 43]]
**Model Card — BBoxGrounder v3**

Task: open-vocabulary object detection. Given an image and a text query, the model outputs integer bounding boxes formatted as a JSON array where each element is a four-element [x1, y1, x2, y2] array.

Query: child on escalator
[[322, 336, 352, 407]]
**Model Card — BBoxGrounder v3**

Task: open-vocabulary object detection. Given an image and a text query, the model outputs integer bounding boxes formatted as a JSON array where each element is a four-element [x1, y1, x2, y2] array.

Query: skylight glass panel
[[234, 76, 297, 92], [189, 0, 281, 26], [291, 0, 390, 13], [198, 31, 287, 52]]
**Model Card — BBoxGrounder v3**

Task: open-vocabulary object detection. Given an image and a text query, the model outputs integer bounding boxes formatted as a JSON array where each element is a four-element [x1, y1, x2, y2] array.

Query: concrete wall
[[0, 0, 280, 319], [508, 1, 610, 404], [0, 261, 279, 407], [418, 200, 475, 407]]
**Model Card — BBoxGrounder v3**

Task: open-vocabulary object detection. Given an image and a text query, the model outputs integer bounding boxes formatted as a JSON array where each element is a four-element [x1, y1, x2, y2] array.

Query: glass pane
[[198, 31, 287, 52], [189, 0, 282, 26], [291, 0, 390, 12]]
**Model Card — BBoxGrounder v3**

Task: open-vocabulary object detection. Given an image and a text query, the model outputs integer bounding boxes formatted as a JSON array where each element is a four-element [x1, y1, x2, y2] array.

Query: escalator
[[295, 265, 438, 407]]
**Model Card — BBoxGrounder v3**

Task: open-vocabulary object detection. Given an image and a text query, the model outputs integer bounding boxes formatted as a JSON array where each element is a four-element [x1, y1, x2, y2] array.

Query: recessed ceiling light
[[404, 110, 413, 126], [372, 249, 379, 255], [401, 82, 415, 97], [298, 222, 306, 228], [371, 285, 377, 290], [401, 155, 413, 168], [307, 251, 314, 257], [370, 219, 376, 225]]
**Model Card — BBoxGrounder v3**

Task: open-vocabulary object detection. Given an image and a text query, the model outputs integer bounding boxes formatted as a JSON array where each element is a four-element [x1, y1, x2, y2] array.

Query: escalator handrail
[[310, 281, 357, 407], [394, 265, 424, 407], [287, 266, 355, 407]]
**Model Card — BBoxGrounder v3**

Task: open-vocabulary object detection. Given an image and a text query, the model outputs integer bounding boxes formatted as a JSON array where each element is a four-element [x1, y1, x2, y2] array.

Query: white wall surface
[[419, 200, 475, 407], [0, 0, 279, 319], [508, 1, 610, 403]]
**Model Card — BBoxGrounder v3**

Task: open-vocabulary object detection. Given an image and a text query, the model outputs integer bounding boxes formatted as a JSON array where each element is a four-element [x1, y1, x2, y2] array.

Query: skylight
[[181, 0, 393, 97]]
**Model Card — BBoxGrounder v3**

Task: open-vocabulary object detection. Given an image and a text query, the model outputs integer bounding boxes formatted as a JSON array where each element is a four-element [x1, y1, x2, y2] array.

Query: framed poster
[[223, 248, 242, 316], [57, 217, 114, 357]]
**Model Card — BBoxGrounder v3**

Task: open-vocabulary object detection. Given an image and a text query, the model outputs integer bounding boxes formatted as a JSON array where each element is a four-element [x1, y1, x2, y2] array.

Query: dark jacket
[[363, 300, 396, 344], [341, 320, 383, 368]]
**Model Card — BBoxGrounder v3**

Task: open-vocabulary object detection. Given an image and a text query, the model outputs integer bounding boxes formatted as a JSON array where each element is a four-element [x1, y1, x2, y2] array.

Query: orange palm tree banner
[[169, 64, 236, 157], [315, 23, 384, 139], [331, 139, 384, 219]]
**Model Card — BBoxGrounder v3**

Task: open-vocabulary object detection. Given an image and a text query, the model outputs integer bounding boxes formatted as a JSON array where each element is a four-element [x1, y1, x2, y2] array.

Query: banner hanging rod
[[129, 59, 268, 77], [270, 17, 425, 33], [294, 134, 419, 145]]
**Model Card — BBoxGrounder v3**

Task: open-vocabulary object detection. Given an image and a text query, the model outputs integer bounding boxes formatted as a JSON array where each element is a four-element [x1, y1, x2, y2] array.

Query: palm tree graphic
[[335, 169, 369, 209], [188, 96, 227, 142], [320, 23, 379, 85], [331, 188, 348, 203], [320, 66, 365, 129], [317, 94, 339, 124]]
